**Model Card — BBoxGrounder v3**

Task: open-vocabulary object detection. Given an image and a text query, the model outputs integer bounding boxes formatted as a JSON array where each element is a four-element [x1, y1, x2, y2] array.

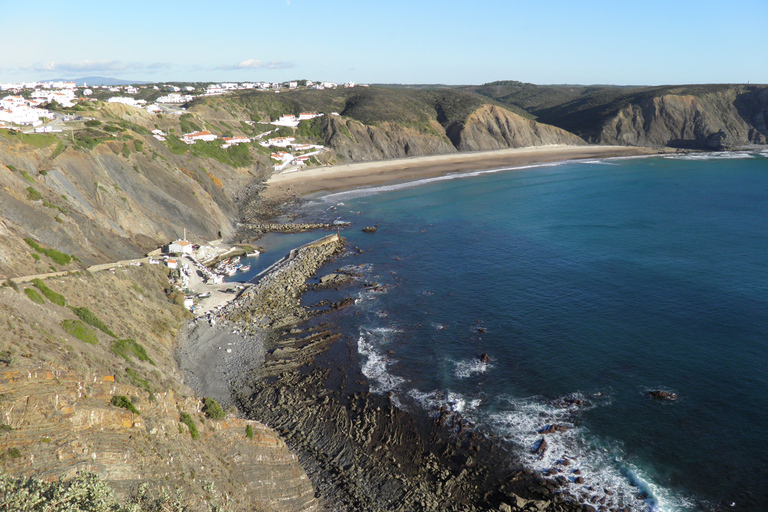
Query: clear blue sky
[[1, 0, 764, 85]]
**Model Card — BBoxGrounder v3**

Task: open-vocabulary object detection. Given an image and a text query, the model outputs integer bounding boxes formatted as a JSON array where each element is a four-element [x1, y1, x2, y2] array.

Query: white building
[[168, 239, 194, 254], [264, 136, 295, 147], [107, 97, 146, 108], [156, 93, 192, 103], [182, 130, 217, 144]]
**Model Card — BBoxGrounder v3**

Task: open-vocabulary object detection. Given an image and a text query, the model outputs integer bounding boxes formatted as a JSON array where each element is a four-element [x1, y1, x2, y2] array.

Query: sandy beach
[[264, 145, 669, 198]]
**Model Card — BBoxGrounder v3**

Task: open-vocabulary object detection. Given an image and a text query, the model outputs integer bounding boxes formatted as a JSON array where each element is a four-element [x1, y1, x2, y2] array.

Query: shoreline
[[263, 145, 670, 199], [179, 231, 586, 511]]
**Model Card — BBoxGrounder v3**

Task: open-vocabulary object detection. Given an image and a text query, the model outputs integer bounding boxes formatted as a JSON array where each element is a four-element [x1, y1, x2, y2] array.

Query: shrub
[[84, 119, 102, 127], [245, 424, 254, 439], [110, 395, 140, 415], [4, 279, 19, 292], [33, 279, 66, 306], [111, 338, 155, 365], [21, 170, 35, 183], [31, 253, 41, 261], [0, 471, 140, 511], [61, 319, 98, 345], [26, 187, 42, 201], [24, 239, 73, 266], [179, 412, 199, 440], [202, 397, 225, 420], [24, 288, 45, 304], [72, 306, 116, 337], [125, 367, 152, 394]]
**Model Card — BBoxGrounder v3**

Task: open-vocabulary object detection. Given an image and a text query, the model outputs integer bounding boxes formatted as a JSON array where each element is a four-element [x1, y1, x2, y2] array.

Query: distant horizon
[[2, 0, 763, 86], [5, 75, 766, 89]]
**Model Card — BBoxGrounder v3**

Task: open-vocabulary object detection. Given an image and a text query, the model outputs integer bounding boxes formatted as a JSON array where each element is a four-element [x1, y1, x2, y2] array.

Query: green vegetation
[[61, 319, 98, 344], [296, 116, 326, 142], [33, 279, 67, 306], [125, 367, 152, 394], [245, 424, 254, 439], [3, 279, 19, 292], [31, 253, 41, 261], [110, 395, 140, 415], [20, 170, 35, 183], [25, 238, 73, 266], [51, 140, 66, 159], [111, 338, 155, 365], [84, 119, 102, 127], [179, 113, 202, 134], [202, 397, 225, 420], [189, 140, 252, 168], [134, 139, 143, 152], [2, 447, 21, 459], [43, 201, 67, 214], [164, 134, 188, 155], [121, 144, 131, 158], [26, 187, 42, 201], [0, 129, 56, 148], [24, 288, 45, 304], [0, 471, 154, 512], [179, 412, 199, 439], [71, 306, 116, 337]]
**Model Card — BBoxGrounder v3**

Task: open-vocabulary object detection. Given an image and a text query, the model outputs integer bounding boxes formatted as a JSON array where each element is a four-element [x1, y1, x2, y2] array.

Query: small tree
[[202, 397, 225, 420]]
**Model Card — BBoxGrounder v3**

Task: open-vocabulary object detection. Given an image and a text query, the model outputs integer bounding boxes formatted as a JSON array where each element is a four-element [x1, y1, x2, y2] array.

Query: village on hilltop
[[0, 79, 364, 172]]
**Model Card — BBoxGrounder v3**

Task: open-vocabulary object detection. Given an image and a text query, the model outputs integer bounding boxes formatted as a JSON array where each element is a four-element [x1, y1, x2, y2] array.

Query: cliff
[[452, 105, 586, 151], [596, 87, 768, 148], [474, 82, 768, 149], [0, 266, 317, 511]]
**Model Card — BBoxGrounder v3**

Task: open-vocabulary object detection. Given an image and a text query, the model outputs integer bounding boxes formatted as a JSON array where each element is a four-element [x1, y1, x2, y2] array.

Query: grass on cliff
[[25, 238, 73, 266], [110, 395, 140, 415], [61, 319, 98, 345], [24, 288, 45, 305], [71, 306, 117, 337], [179, 412, 200, 440], [32, 279, 67, 306], [111, 338, 155, 365]]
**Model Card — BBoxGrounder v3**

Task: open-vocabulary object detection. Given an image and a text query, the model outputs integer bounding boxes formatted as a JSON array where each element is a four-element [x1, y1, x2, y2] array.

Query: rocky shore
[[178, 229, 599, 512]]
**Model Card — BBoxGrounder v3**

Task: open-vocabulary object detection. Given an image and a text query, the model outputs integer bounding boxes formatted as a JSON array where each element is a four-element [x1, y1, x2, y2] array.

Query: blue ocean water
[[254, 151, 768, 511]]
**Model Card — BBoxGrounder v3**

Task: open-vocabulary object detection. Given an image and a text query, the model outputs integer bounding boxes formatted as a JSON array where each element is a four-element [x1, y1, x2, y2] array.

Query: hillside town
[[0, 79, 354, 171], [0, 79, 362, 132]]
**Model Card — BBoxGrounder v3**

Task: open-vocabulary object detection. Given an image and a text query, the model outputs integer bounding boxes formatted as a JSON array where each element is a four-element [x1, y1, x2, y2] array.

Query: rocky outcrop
[[596, 87, 768, 149], [453, 105, 586, 151], [0, 266, 318, 512], [322, 115, 457, 162], [318, 105, 588, 164], [599, 89, 766, 149], [0, 368, 317, 512]]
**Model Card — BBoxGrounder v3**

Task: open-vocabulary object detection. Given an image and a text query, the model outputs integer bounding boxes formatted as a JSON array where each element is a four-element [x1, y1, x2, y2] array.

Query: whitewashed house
[[168, 239, 194, 254], [182, 131, 217, 144]]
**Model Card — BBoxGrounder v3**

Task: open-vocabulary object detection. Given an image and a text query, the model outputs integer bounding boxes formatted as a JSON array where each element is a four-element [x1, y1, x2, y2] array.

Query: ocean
[[236, 150, 768, 511]]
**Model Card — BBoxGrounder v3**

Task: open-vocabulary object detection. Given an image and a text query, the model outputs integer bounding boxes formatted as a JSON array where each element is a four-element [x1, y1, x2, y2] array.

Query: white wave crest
[[453, 357, 492, 378], [664, 151, 757, 161], [357, 327, 405, 394]]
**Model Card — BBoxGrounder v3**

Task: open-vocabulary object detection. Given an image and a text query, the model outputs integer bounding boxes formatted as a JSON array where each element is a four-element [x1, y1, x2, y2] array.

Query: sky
[[1, 0, 764, 86]]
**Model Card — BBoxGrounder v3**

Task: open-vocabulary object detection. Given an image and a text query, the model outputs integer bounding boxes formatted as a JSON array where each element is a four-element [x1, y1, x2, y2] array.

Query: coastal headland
[[263, 145, 669, 198]]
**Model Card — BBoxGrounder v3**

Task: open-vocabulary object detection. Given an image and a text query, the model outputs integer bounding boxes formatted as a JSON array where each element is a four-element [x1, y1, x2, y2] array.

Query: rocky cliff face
[[318, 106, 586, 164], [0, 266, 317, 512], [0, 123, 264, 279], [452, 105, 586, 151], [597, 88, 768, 149], [319, 115, 457, 162]]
